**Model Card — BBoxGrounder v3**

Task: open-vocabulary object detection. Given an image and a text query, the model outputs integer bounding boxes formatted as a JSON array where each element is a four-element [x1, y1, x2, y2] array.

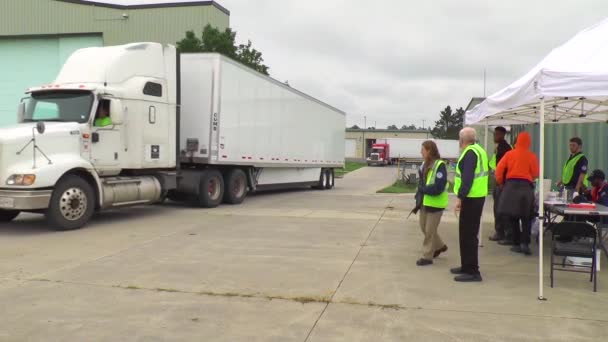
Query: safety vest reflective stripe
[[422, 160, 449, 209], [562, 153, 586, 185], [454, 144, 489, 198]]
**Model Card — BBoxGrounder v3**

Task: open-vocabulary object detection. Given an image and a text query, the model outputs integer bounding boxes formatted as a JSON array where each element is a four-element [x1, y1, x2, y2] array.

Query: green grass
[[335, 162, 366, 177], [378, 180, 418, 193], [378, 181, 454, 194]]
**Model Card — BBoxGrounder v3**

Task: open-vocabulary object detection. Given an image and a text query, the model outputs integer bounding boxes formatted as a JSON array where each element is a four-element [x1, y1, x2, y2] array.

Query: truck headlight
[[6, 174, 36, 186]]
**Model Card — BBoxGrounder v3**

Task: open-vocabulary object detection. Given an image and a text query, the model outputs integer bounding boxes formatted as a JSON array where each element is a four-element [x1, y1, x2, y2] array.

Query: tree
[[400, 124, 417, 130], [176, 31, 202, 52], [177, 25, 270, 75], [431, 106, 464, 139], [237, 40, 269, 75], [350, 124, 360, 129], [387, 124, 399, 130]]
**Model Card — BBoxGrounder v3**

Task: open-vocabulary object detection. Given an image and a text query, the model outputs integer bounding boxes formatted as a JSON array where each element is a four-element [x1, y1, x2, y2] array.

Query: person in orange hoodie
[[495, 132, 540, 255]]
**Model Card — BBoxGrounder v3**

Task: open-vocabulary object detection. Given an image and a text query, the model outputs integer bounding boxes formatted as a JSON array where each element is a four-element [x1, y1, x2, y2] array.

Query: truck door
[[90, 99, 122, 172]]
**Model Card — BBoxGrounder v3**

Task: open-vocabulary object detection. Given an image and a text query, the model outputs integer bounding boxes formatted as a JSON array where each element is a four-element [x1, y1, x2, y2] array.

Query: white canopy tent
[[466, 18, 608, 299]]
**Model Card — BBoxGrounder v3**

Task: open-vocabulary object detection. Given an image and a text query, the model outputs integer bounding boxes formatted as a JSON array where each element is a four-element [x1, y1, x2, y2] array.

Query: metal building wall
[[514, 123, 608, 184], [0, 0, 230, 45]]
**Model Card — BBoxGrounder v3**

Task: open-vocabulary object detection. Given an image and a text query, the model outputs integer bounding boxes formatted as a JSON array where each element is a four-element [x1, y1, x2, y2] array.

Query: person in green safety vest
[[414, 140, 449, 267], [488, 126, 512, 243], [556, 137, 588, 194], [94, 100, 113, 127], [452, 127, 488, 283]]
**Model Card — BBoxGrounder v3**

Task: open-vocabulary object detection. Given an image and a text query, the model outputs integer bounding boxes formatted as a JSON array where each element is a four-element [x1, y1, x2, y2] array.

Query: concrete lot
[[0, 166, 607, 341]]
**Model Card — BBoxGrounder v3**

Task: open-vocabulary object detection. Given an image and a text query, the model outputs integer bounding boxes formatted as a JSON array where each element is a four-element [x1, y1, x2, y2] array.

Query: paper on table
[[545, 200, 567, 205]]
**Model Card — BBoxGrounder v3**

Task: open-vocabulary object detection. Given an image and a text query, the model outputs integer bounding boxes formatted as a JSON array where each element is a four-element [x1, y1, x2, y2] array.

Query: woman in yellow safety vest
[[415, 140, 449, 266]]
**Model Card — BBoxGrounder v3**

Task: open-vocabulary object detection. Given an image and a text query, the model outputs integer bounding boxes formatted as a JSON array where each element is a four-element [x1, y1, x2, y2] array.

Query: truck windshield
[[24, 91, 94, 123]]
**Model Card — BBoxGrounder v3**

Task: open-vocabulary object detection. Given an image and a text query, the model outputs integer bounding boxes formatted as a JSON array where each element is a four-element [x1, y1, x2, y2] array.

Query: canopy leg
[[538, 98, 547, 301]]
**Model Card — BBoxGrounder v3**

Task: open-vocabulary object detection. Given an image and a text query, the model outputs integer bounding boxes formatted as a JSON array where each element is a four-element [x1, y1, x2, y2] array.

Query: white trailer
[[0, 43, 345, 230], [378, 138, 460, 161]]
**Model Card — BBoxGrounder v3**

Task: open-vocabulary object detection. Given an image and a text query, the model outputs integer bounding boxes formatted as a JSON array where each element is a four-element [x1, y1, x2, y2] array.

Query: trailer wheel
[[0, 209, 20, 223], [45, 175, 95, 231], [325, 169, 334, 190], [223, 169, 248, 205], [313, 169, 328, 190], [197, 169, 224, 208]]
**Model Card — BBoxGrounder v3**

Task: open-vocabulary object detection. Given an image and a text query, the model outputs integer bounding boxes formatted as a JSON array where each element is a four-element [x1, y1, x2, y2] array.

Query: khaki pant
[[419, 208, 445, 260]]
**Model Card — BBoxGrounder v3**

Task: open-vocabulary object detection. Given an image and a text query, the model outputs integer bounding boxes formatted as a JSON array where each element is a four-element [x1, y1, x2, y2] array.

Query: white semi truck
[[0, 43, 345, 230]]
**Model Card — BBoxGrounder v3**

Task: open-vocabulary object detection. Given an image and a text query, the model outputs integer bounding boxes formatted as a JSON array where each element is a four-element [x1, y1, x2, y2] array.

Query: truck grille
[[370, 154, 379, 161]]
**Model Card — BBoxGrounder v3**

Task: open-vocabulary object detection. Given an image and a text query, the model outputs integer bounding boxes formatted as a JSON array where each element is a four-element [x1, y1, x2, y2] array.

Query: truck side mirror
[[17, 102, 25, 123], [110, 99, 124, 125]]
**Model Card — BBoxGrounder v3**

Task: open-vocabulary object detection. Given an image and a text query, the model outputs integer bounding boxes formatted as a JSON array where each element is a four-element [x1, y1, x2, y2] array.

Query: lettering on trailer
[[151, 145, 160, 159], [212, 113, 218, 131]]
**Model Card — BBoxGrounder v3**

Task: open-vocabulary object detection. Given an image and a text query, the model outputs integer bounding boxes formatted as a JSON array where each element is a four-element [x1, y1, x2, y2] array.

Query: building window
[[143, 82, 162, 97]]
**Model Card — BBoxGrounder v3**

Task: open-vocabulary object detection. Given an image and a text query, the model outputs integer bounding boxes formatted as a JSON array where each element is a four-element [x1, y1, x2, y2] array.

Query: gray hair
[[459, 127, 477, 144]]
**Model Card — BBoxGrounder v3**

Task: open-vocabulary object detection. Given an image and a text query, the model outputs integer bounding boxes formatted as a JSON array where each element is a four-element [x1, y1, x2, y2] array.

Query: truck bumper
[[0, 189, 53, 210]]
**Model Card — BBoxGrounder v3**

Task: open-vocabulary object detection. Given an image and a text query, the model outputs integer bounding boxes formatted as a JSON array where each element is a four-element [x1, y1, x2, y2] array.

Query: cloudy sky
[[91, 0, 608, 128]]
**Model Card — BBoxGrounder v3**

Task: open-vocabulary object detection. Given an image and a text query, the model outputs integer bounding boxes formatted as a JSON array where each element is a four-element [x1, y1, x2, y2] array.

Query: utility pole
[[364, 116, 367, 157], [422, 119, 426, 130]]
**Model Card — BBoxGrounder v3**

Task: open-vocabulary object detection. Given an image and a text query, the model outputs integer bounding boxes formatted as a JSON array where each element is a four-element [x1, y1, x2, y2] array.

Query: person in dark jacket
[[414, 141, 449, 266], [489, 126, 512, 242], [496, 132, 539, 255], [452, 127, 489, 282], [583, 170, 608, 206], [570, 170, 608, 225]]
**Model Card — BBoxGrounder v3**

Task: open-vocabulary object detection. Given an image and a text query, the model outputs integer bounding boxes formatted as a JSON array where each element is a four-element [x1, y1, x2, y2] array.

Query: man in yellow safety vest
[[557, 137, 588, 194], [452, 127, 488, 282]]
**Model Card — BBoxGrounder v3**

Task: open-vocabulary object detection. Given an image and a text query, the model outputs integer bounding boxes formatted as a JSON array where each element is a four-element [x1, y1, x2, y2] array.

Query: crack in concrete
[[303, 197, 396, 342], [25, 278, 608, 324]]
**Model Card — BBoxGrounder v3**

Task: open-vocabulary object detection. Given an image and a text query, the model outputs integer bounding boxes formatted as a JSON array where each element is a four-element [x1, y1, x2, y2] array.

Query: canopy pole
[[538, 98, 546, 301], [479, 120, 489, 247]]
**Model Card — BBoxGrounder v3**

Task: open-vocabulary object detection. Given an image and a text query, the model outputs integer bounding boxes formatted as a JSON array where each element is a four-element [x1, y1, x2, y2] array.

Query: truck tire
[[314, 169, 329, 190], [45, 175, 95, 231], [0, 209, 20, 223], [325, 169, 334, 190], [197, 169, 224, 208], [223, 169, 248, 205]]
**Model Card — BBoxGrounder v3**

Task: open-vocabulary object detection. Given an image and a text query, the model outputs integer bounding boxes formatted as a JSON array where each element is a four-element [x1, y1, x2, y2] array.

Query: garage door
[[345, 139, 357, 158], [0, 35, 103, 126]]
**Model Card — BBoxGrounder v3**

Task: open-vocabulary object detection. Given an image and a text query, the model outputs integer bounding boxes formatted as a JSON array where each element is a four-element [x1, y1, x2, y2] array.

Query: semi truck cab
[[0, 43, 178, 229], [367, 143, 390, 166]]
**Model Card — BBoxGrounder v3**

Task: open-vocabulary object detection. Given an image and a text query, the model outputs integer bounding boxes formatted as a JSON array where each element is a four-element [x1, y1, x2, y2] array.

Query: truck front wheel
[[46, 175, 95, 231], [197, 169, 224, 208], [223, 169, 248, 205], [0, 209, 20, 223]]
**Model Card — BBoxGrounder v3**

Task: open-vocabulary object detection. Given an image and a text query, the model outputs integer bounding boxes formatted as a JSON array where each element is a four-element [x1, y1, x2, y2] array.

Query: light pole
[[362, 115, 367, 159]]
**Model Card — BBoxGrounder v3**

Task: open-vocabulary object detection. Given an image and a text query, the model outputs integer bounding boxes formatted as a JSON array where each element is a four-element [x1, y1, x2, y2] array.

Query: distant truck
[[0, 43, 345, 230], [367, 138, 459, 166]]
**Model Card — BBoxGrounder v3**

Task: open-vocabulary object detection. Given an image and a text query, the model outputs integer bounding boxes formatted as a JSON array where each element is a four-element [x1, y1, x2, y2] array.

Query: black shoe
[[521, 244, 532, 256], [450, 267, 465, 275], [489, 233, 504, 241], [433, 245, 448, 258], [454, 273, 483, 282], [416, 258, 433, 266], [498, 240, 515, 246], [510, 245, 523, 253]]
